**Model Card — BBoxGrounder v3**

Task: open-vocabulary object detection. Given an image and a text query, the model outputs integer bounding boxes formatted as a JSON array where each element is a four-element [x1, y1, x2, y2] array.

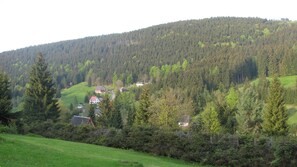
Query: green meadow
[[60, 82, 95, 107], [0, 134, 203, 167], [251, 75, 297, 88]]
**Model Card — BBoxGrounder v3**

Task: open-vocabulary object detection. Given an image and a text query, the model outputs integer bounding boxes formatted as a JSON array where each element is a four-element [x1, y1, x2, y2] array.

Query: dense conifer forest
[[1, 17, 297, 96]]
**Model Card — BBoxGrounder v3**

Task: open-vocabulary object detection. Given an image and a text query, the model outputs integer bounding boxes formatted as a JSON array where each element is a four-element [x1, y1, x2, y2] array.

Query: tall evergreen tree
[[134, 86, 151, 125], [88, 104, 96, 126], [236, 85, 263, 135], [23, 53, 60, 124], [111, 108, 123, 129], [0, 72, 18, 125], [262, 77, 288, 136], [98, 94, 113, 127]]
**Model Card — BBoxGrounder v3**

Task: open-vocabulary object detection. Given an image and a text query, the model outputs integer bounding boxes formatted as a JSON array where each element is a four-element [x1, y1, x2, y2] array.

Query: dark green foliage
[[110, 108, 123, 129], [88, 104, 96, 126], [262, 77, 288, 136], [98, 95, 114, 127], [236, 85, 263, 135], [2, 18, 297, 100], [114, 92, 135, 127], [134, 86, 151, 126], [0, 72, 18, 125], [69, 103, 74, 111], [26, 121, 297, 167], [84, 94, 89, 103], [271, 137, 297, 166], [23, 53, 60, 124]]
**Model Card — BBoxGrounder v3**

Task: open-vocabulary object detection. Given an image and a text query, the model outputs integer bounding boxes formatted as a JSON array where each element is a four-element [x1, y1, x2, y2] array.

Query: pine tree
[[23, 53, 60, 124], [0, 72, 18, 125], [134, 86, 151, 125], [262, 77, 288, 136]]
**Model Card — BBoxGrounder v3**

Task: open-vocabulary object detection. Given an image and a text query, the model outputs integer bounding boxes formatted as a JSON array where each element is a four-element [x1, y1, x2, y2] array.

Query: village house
[[89, 96, 100, 104], [178, 115, 190, 127], [71, 115, 95, 127], [95, 86, 107, 94], [136, 82, 144, 87], [119, 87, 128, 92]]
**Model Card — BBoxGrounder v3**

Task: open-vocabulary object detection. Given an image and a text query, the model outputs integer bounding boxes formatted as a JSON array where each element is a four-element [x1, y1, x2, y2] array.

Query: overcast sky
[[0, 0, 296, 53]]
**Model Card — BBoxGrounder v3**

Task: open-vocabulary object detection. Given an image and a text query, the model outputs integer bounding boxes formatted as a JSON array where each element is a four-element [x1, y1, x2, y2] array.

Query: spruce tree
[[111, 108, 123, 129], [23, 53, 60, 124], [236, 85, 263, 135], [98, 94, 113, 127], [262, 77, 288, 136], [0, 72, 18, 125], [88, 104, 96, 126], [134, 86, 151, 125]]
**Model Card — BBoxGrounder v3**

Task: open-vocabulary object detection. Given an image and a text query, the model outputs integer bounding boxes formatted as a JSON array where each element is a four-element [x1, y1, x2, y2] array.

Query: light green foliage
[[161, 64, 171, 77], [0, 134, 199, 167], [199, 103, 221, 134], [148, 89, 194, 128], [126, 73, 133, 86], [198, 41, 205, 48], [114, 92, 136, 126], [210, 66, 219, 76], [182, 59, 188, 71], [262, 28, 271, 37], [236, 85, 263, 135], [230, 42, 236, 48], [112, 72, 118, 87], [171, 61, 181, 73], [262, 77, 288, 136], [226, 86, 238, 110], [149, 66, 161, 81]]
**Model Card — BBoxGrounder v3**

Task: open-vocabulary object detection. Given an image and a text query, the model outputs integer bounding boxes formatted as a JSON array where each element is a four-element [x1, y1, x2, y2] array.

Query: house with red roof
[[89, 96, 100, 104]]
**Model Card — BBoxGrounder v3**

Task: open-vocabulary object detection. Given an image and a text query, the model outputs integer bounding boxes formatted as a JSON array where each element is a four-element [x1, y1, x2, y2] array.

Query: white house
[[136, 82, 144, 87], [89, 96, 100, 104]]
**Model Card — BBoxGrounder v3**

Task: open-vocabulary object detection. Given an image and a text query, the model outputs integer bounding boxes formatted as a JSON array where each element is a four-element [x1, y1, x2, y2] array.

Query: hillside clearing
[[0, 134, 202, 167], [60, 82, 95, 108]]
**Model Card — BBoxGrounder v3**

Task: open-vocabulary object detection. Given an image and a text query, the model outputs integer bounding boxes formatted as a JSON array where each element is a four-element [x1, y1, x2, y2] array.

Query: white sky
[[0, 0, 296, 53]]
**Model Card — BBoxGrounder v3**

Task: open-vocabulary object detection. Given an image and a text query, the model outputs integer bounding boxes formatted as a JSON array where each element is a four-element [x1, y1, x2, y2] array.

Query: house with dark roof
[[71, 115, 95, 127], [95, 86, 107, 94]]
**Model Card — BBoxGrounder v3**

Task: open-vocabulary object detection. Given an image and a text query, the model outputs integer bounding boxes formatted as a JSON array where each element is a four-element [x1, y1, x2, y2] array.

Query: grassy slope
[[251, 75, 297, 125], [251, 75, 297, 88], [60, 82, 95, 107], [0, 134, 202, 167]]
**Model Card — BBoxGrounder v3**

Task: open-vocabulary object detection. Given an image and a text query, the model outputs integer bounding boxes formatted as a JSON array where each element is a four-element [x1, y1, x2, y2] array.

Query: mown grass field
[[0, 134, 202, 167], [60, 82, 95, 108]]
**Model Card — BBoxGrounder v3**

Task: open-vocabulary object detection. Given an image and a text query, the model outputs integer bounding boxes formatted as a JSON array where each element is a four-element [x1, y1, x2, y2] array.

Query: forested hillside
[[1, 17, 297, 102], [2, 17, 297, 167]]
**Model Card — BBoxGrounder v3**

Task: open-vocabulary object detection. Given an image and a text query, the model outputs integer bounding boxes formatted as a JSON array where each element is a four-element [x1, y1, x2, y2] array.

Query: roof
[[71, 115, 95, 127], [89, 96, 99, 101], [96, 86, 106, 91]]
